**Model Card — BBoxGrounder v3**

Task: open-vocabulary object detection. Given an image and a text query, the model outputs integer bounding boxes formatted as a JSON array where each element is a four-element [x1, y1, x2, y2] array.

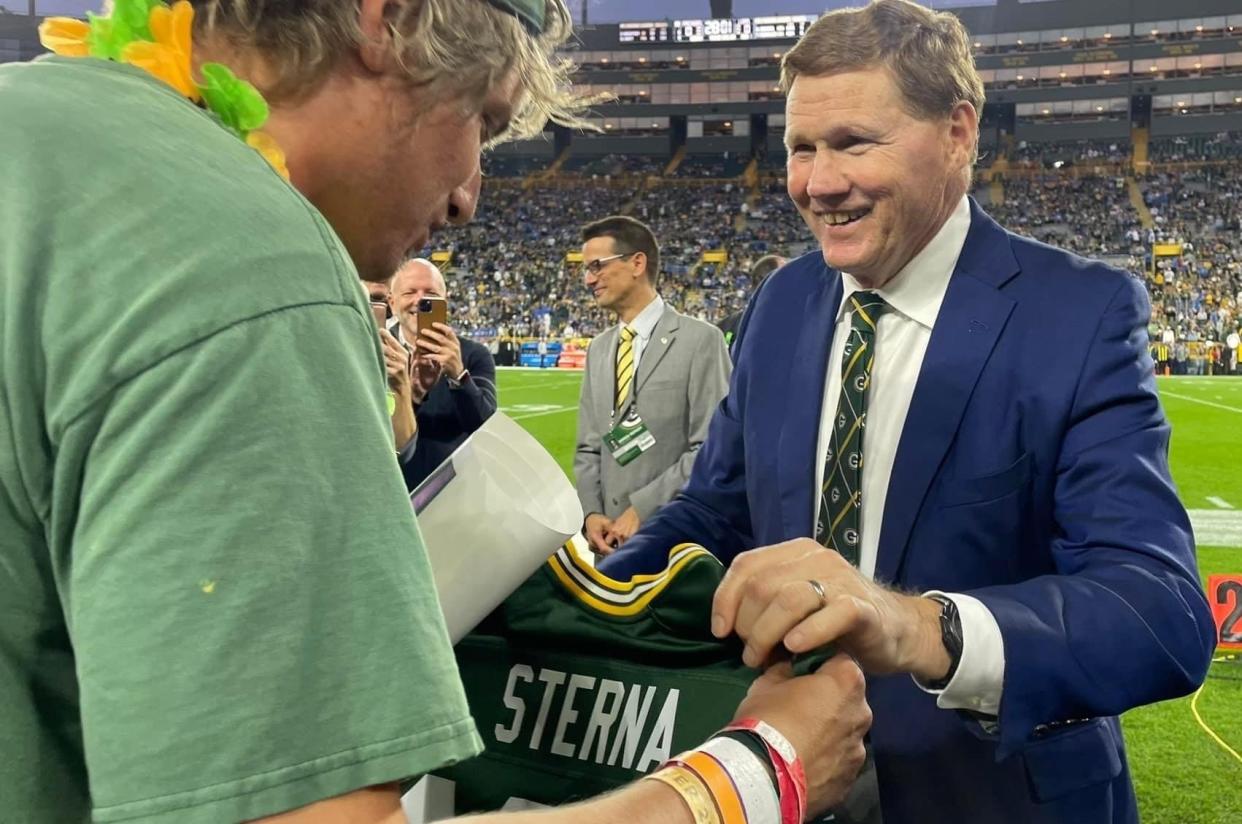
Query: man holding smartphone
[[388, 257, 498, 489]]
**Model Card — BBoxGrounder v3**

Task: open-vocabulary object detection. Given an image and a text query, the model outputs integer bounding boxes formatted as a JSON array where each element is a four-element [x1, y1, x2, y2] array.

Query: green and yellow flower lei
[[40, 0, 288, 178]]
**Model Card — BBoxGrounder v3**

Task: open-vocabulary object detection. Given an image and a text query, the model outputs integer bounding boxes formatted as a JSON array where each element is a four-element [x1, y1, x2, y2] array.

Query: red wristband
[[723, 719, 806, 824]]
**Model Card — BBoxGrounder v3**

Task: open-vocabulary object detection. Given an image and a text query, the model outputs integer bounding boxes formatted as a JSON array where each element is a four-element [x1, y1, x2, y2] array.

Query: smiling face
[[389, 259, 447, 339], [785, 66, 976, 288], [581, 236, 644, 313]]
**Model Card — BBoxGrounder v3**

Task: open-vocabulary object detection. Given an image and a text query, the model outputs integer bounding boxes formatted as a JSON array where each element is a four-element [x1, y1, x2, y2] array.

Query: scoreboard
[[618, 22, 670, 43], [673, 18, 753, 42], [617, 15, 817, 44], [752, 15, 817, 40]]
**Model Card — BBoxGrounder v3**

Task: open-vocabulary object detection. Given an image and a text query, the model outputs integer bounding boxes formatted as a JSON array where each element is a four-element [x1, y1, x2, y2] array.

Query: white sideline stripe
[[1188, 509, 1242, 548], [1160, 391, 1242, 415], [1207, 497, 1235, 510], [497, 366, 584, 373], [501, 380, 584, 394], [509, 406, 577, 422]]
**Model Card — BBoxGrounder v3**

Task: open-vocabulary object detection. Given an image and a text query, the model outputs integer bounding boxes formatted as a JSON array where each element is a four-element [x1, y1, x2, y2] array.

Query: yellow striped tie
[[615, 325, 637, 411]]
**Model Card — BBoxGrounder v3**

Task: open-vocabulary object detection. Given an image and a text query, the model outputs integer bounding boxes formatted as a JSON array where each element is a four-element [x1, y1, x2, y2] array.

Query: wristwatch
[[447, 368, 470, 389], [925, 594, 963, 690]]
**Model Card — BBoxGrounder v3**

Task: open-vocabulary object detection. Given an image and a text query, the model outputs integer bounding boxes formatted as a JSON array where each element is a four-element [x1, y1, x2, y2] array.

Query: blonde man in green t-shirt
[[0, 1, 870, 822]]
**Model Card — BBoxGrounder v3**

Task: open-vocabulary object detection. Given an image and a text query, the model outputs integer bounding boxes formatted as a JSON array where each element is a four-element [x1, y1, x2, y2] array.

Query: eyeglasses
[[582, 252, 636, 275]]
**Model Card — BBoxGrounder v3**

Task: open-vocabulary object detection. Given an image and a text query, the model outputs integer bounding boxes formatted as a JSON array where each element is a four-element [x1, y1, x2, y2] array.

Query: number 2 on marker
[[1209, 575, 1242, 650]]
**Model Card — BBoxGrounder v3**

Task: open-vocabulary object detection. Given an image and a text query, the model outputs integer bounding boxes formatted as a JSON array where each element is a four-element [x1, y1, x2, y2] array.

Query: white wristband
[[699, 736, 782, 824], [745, 719, 798, 765]]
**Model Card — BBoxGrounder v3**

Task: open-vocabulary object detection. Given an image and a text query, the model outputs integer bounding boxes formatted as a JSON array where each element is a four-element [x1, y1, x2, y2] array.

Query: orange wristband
[[672, 750, 748, 824], [645, 765, 724, 824]]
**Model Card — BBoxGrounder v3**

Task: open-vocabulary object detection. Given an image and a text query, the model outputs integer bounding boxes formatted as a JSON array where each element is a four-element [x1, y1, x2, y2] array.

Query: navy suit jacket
[[601, 200, 1214, 823], [398, 336, 497, 491]]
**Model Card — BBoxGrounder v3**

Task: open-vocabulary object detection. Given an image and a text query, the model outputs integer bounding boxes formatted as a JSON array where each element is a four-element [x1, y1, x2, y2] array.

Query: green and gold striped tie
[[615, 325, 637, 411], [816, 291, 891, 566]]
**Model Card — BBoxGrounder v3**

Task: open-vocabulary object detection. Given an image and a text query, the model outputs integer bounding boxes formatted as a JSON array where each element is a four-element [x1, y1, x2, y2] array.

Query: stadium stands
[[437, 140, 1240, 377], [5, 2, 1235, 370]]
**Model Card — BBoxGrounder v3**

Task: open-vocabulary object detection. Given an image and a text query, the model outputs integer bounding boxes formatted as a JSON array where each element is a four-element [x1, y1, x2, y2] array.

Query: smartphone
[[416, 296, 449, 332], [370, 301, 389, 328]]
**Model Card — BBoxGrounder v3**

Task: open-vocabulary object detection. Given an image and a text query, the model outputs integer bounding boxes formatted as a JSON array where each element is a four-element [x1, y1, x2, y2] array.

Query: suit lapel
[[777, 268, 842, 539], [634, 307, 680, 394], [599, 326, 621, 421], [874, 201, 1020, 583]]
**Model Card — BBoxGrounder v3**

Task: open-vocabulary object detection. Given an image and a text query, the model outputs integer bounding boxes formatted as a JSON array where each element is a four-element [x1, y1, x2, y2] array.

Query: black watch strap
[[926, 595, 964, 690]]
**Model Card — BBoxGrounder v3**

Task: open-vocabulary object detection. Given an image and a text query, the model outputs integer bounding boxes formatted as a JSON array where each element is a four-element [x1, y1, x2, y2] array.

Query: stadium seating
[[440, 142, 1239, 373]]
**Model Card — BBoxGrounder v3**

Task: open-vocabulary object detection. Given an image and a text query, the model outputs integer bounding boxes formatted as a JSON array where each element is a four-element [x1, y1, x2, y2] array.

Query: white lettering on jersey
[[607, 684, 657, 770], [495, 665, 683, 773], [494, 664, 534, 744], [579, 678, 627, 763], [635, 689, 679, 772], [551, 674, 597, 758], [528, 668, 567, 751]]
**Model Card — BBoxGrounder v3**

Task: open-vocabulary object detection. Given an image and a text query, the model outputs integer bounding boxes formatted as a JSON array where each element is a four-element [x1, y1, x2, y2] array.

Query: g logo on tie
[[848, 452, 860, 469], [830, 488, 841, 503], [854, 374, 868, 392], [844, 528, 859, 546]]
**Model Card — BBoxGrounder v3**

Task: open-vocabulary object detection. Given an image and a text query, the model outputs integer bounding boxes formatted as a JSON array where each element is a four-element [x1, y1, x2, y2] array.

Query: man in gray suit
[[574, 216, 732, 556]]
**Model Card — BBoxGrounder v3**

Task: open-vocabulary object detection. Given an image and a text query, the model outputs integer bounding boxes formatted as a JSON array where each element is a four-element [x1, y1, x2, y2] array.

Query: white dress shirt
[[812, 196, 1005, 716]]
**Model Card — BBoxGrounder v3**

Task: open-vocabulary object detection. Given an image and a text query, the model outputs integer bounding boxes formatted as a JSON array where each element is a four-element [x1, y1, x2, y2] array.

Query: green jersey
[[440, 542, 759, 811], [0, 56, 479, 823]]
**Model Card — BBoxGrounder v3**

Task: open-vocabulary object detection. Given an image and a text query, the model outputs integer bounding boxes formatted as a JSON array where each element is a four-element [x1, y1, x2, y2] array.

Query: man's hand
[[735, 656, 872, 816], [410, 353, 442, 406], [584, 513, 615, 557], [605, 506, 641, 546], [379, 330, 412, 397], [711, 538, 950, 681], [417, 322, 466, 380]]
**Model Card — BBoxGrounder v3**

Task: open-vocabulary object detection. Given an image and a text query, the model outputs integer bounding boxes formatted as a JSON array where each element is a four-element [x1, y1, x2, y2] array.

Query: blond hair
[[781, 0, 984, 126], [190, 0, 594, 142]]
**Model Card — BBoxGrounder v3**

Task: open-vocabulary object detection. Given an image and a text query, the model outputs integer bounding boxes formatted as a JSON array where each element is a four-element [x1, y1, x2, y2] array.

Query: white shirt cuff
[[397, 432, 418, 464], [914, 591, 1005, 717]]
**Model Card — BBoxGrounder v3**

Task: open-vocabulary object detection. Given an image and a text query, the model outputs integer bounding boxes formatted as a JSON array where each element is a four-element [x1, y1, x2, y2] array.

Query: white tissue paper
[[403, 412, 583, 823], [410, 411, 584, 644]]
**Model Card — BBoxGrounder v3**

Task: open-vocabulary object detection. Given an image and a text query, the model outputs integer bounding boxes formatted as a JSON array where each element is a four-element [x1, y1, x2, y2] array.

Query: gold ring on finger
[[808, 579, 828, 610]]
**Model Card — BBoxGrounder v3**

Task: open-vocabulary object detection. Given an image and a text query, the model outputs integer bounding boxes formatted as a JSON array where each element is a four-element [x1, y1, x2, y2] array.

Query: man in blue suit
[[601, 2, 1215, 821]]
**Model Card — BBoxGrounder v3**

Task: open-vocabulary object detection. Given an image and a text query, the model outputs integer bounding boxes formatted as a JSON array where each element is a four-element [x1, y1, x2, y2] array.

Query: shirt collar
[[626, 295, 666, 342], [392, 319, 411, 346], [838, 195, 971, 330]]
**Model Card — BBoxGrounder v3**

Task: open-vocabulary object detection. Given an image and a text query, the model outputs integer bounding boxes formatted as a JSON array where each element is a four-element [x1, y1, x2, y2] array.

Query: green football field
[[496, 368, 1242, 823]]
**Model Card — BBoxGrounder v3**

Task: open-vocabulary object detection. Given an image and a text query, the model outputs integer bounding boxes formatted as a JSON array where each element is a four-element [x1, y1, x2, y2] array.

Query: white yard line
[[501, 380, 583, 394], [1188, 509, 1242, 548], [509, 406, 578, 422], [1207, 497, 1235, 510], [1160, 391, 1242, 415]]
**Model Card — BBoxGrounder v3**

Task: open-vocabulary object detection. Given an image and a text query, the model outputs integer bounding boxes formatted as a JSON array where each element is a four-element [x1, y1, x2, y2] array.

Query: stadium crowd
[[436, 139, 1241, 373], [986, 174, 1142, 256], [1149, 132, 1242, 163], [1010, 138, 1132, 169]]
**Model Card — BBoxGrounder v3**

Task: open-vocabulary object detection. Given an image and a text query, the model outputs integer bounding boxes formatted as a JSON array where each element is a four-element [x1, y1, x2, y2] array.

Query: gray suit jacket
[[574, 303, 732, 521]]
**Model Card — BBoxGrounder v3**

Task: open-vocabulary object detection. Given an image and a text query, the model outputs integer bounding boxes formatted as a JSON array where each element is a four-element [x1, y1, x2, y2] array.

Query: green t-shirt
[[0, 57, 481, 823]]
